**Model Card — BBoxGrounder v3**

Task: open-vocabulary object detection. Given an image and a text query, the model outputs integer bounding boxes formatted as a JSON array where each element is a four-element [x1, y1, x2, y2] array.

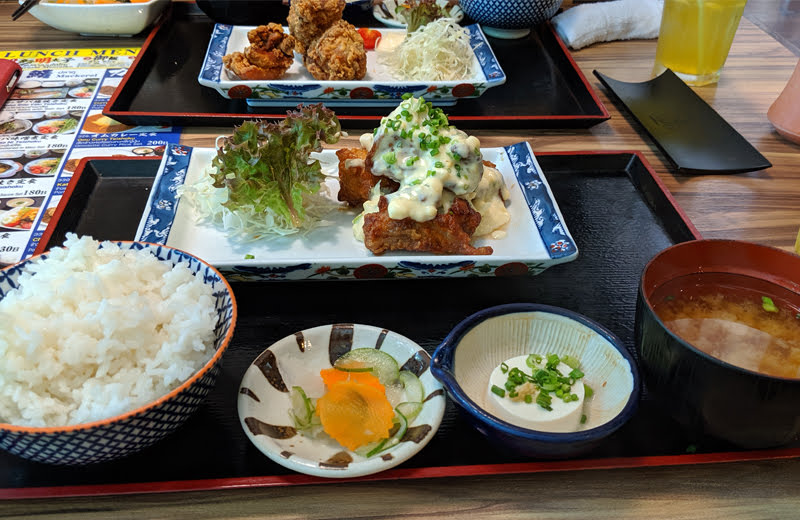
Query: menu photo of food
[[0, 108, 81, 137], [79, 110, 171, 135], [95, 77, 120, 100], [0, 196, 44, 232], [10, 76, 100, 101], [0, 148, 67, 179]]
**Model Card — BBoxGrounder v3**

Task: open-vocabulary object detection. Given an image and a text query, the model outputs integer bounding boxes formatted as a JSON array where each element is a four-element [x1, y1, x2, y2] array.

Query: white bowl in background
[[24, 0, 169, 37]]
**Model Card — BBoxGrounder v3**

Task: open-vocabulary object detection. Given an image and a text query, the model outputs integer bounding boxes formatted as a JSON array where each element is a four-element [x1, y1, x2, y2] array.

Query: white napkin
[[552, 0, 664, 50]]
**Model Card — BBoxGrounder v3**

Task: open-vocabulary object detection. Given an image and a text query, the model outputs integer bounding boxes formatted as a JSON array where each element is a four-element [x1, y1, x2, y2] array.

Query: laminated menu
[[0, 48, 183, 267]]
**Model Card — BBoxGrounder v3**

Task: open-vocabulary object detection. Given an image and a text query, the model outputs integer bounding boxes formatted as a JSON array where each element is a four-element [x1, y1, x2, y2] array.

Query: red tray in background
[[103, 3, 610, 129]]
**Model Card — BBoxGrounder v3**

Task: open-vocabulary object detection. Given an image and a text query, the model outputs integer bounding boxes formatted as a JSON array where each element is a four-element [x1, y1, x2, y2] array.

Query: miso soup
[[651, 272, 800, 379]]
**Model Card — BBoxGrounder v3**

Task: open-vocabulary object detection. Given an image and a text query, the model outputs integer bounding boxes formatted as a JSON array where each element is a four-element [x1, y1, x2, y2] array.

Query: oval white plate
[[238, 323, 445, 478]]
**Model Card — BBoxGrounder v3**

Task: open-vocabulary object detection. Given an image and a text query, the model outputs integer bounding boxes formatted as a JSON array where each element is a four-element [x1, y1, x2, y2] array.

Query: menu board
[[0, 48, 182, 268]]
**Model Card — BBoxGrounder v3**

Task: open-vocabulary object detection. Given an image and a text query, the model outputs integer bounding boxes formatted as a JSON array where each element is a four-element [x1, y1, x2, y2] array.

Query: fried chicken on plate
[[305, 20, 367, 81], [223, 23, 296, 80], [336, 147, 400, 206], [287, 0, 346, 54], [363, 197, 493, 256], [343, 97, 510, 256]]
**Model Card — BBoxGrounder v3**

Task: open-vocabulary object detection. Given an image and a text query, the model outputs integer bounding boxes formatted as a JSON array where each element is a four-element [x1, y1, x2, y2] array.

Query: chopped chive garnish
[[536, 391, 552, 411], [244, 254, 255, 259], [762, 296, 778, 313], [580, 414, 587, 424], [491, 385, 505, 398], [496, 353, 587, 411], [584, 383, 594, 399]]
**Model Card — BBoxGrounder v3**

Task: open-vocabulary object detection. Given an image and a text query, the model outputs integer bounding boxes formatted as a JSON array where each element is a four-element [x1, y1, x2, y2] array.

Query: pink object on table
[[768, 59, 800, 145]]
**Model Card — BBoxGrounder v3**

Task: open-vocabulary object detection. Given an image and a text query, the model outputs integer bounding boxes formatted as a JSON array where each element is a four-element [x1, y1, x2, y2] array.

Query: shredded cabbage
[[177, 168, 340, 242], [379, 18, 475, 81], [176, 105, 342, 242]]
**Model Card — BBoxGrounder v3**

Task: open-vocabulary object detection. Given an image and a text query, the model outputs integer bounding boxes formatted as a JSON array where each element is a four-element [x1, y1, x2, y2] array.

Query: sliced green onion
[[762, 296, 779, 313], [491, 385, 505, 398], [580, 414, 587, 424], [244, 254, 255, 259], [584, 383, 594, 399]]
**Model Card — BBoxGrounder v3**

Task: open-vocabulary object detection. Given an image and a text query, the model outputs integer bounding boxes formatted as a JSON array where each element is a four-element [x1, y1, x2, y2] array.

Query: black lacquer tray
[[103, 3, 609, 129], [7, 151, 799, 500]]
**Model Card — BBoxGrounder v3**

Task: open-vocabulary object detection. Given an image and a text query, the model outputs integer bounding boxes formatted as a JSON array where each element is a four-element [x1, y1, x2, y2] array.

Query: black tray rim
[[102, 5, 611, 129]]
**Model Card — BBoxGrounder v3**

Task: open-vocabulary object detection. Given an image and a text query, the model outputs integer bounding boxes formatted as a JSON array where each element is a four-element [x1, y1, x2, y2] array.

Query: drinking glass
[[652, 0, 748, 86]]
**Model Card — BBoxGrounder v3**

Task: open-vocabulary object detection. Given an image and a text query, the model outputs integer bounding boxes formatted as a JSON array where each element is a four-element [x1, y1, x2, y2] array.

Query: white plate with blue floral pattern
[[134, 141, 578, 282], [197, 23, 505, 107]]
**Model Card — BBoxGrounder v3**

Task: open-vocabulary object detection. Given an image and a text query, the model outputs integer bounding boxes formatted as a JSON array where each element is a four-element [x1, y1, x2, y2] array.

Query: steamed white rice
[[0, 234, 217, 428]]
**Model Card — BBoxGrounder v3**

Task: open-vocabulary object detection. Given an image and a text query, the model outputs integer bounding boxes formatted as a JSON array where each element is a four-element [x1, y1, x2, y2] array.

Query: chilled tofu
[[486, 355, 585, 433]]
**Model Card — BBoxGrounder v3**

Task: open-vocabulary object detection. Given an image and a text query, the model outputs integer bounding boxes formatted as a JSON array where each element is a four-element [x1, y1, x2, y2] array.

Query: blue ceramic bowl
[[460, 0, 563, 39], [0, 242, 237, 465], [431, 303, 640, 458]]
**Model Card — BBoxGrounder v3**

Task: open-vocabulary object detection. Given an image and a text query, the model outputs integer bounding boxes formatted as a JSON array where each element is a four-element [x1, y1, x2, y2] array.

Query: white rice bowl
[[0, 234, 217, 428]]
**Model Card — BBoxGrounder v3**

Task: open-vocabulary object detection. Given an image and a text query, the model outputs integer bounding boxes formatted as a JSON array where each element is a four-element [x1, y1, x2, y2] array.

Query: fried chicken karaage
[[287, 0, 346, 54], [336, 147, 399, 206], [363, 196, 493, 256], [304, 20, 367, 81], [223, 23, 296, 80], [344, 96, 509, 256]]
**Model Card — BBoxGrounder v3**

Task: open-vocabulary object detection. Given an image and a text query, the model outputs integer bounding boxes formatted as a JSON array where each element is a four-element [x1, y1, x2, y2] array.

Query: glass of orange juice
[[652, 0, 748, 86]]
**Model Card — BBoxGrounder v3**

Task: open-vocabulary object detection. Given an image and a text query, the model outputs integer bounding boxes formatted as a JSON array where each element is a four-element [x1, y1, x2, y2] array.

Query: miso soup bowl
[[636, 239, 800, 449], [431, 303, 640, 458]]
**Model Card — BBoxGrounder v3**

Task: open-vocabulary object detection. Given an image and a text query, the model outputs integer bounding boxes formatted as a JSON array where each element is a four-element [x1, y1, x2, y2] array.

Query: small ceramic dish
[[373, 0, 464, 28], [23, 0, 169, 37], [460, 0, 562, 39], [238, 323, 446, 478], [431, 303, 640, 458]]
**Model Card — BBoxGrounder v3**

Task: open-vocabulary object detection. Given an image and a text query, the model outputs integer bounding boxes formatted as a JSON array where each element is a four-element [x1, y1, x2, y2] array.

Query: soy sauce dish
[[431, 304, 640, 458], [238, 324, 445, 478], [636, 239, 800, 448]]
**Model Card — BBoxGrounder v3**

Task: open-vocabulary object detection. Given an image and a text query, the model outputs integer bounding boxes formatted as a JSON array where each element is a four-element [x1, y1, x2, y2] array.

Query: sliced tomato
[[357, 28, 382, 50]]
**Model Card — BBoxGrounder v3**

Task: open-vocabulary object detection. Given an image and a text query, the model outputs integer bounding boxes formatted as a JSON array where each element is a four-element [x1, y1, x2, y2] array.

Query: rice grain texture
[[0, 235, 217, 427]]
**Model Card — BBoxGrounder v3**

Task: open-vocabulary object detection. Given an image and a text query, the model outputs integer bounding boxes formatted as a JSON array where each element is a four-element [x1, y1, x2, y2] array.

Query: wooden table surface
[[2, 1, 800, 518]]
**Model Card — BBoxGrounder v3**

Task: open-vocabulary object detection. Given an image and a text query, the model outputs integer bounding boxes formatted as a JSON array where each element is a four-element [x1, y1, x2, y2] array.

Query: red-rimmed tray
[[7, 151, 798, 501], [102, 3, 609, 129]]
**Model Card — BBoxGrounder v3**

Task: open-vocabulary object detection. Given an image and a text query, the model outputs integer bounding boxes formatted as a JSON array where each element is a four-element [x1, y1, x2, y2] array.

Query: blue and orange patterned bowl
[[0, 241, 237, 465], [460, 0, 563, 39]]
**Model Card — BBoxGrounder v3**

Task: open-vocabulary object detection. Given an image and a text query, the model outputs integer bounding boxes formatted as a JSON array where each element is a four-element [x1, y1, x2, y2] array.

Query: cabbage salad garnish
[[379, 17, 475, 81], [178, 104, 342, 240]]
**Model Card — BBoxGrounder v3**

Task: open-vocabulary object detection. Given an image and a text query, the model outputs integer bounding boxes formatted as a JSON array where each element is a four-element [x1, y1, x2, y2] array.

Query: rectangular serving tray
[[103, 3, 609, 129], [10, 151, 799, 500]]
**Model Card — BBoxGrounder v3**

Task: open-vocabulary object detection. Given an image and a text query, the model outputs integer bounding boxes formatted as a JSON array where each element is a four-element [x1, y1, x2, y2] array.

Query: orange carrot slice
[[316, 375, 394, 451], [319, 367, 385, 392]]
